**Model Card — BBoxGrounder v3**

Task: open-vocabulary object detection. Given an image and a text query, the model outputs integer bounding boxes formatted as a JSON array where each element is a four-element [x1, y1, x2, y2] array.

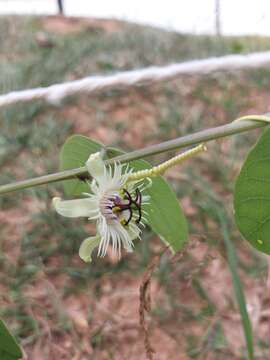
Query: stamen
[[112, 206, 121, 213], [110, 188, 143, 226]]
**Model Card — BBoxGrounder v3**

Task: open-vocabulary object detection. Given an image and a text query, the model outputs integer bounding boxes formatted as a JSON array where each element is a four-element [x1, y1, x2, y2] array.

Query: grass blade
[[219, 213, 254, 360]]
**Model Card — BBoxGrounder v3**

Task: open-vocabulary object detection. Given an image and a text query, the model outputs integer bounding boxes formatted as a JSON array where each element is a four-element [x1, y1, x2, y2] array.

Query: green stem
[[0, 116, 269, 195]]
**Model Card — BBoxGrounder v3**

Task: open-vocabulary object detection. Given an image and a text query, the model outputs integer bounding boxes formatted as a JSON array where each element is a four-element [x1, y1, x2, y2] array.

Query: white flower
[[53, 152, 149, 262]]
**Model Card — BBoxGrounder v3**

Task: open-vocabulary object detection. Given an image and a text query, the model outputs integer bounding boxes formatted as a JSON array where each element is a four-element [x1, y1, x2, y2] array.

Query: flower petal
[[53, 197, 98, 218], [79, 235, 101, 262], [127, 222, 141, 241], [86, 152, 105, 181]]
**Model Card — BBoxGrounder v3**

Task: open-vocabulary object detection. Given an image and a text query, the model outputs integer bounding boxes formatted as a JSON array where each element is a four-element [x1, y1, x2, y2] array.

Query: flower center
[[101, 188, 142, 226]]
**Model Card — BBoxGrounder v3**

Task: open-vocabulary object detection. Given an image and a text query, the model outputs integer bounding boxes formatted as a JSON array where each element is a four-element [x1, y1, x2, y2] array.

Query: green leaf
[[60, 135, 102, 196], [0, 320, 23, 359], [219, 214, 253, 360], [234, 126, 270, 254], [60, 135, 188, 252]]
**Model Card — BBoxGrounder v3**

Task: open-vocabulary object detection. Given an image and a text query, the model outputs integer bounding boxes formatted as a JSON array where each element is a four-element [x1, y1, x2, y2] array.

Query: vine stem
[[0, 115, 269, 195]]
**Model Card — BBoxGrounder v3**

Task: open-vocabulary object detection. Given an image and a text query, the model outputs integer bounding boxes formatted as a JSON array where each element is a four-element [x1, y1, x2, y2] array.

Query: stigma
[[100, 188, 142, 226]]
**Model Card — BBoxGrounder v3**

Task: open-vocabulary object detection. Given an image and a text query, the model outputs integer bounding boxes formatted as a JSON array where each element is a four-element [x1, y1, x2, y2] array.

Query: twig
[[0, 115, 269, 195], [139, 246, 168, 360]]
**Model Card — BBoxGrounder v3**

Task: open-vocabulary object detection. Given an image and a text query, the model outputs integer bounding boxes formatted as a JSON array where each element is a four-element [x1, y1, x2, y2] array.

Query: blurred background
[[1, 1, 270, 359], [2, 0, 270, 35]]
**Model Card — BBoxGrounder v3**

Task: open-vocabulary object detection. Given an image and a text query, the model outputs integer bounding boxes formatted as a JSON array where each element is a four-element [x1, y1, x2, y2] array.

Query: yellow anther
[[119, 189, 125, 197], [112, 206, 121, 213], [120, 218, 127, 226]]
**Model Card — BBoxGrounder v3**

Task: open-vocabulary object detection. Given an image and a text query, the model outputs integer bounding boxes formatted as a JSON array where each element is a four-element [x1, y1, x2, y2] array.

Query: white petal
[[86, 152, 105, 181], [97, 217, 109, 256], [79, 235, 101, 262], [127, 222, 141, 241], [115, 222, 134, 251], [53, 197, 98, 218]]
